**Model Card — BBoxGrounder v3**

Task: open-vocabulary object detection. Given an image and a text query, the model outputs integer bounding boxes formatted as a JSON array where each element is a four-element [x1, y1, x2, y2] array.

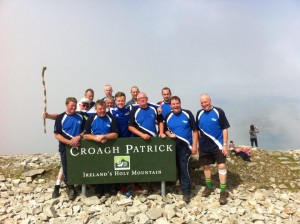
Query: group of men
[[45, 84, 230, 205]]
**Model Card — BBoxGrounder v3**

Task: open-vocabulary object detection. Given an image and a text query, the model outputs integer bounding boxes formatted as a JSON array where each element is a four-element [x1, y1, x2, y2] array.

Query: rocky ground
[[1, 147, 300, 224]]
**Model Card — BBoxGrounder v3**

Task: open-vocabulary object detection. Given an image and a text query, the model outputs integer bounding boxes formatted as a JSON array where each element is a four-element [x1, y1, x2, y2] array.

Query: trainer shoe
[[67, 185, 76, 200], [52, 185, 60, 198], [202, 187, 213, 197], [219, 191, 229, 205]]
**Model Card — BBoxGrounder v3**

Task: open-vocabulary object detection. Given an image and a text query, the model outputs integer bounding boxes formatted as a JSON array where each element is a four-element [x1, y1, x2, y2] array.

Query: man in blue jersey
[[158, 87, 172, 119], [84, 100, 119, 195], [84, 100, 118, 142], [196, 94, 230, 205], [109, 92, 133, 138], [109, 92, 136, 194], [54, 97, 86, 200], [128, 92, 165, 139], [164, 96, 198, 202]]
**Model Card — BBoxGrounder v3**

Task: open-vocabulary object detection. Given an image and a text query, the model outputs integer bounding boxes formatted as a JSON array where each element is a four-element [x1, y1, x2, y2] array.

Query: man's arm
[[84, 133, 118, 143], [54, 133, 81, 147], [158, 122, 166, 138], [128, 126, 150, 140], [43, 112, 58, 120], [222, 129, 229, 156], [192, 130, 198, 155]]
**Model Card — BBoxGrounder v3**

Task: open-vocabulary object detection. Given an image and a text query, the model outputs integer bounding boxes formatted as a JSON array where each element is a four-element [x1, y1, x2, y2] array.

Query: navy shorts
[[199, 150, 226, 166]]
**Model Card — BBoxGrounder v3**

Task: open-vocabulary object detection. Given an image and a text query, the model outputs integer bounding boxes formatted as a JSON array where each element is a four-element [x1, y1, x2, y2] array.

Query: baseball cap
[[79, 98, 90, 105]]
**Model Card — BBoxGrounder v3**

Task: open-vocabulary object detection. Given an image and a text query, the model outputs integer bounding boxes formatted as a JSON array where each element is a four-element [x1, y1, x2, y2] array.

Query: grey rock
[[147, 207, 164, 220], [252, 213, 265, 221], [82, 196, 101, 206], [134, 213, 150, 223], [22, 169, 45, 177], [116, 198, 133, 206], [126, 207, 141, 216], [0, 175, 5, 182]]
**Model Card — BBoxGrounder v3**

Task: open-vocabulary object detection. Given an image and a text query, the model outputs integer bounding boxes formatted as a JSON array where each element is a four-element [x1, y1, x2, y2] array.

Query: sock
[[205, 178, 212, 188], [220, 183, 226, 192], [55, 180, 61, 186]]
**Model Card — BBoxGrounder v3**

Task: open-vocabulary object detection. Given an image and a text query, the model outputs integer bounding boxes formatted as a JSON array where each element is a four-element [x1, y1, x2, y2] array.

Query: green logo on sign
[[114, 156, 130, 170]]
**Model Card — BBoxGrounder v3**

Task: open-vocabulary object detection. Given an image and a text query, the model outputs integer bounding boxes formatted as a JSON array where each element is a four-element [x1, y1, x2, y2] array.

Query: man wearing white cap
[[78, 97, 91, 112]]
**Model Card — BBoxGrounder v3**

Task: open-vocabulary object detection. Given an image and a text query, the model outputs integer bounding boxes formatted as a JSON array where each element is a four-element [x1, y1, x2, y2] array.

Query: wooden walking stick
[[42, 66, 47, 133]]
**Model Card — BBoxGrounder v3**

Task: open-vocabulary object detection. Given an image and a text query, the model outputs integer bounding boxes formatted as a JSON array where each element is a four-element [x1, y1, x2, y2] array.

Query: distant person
[[164, 96, 198, 203], [229, 140, 235, 151], [232, 146, 252, 162], [53, 97, 85, 200], [196, 94, 230, 205], [157, 87, 172, 118], [126, 86, 140, 106], [101, 84, 114, 101], [249, 125, 259, 147]]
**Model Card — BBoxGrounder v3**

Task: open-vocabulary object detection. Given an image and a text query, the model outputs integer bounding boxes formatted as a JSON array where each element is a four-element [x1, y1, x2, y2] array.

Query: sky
[[0, 0, 300, 155]]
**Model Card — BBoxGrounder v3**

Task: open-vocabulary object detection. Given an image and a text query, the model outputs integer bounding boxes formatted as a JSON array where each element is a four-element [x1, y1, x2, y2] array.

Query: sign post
[[66, 137, 176, 196]]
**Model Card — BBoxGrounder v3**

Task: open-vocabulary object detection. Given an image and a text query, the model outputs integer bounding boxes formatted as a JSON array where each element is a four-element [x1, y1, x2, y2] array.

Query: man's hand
[[157, 107, 162, 115], [142, 133, 151, 140], [69, 136, 81, 147], [192, 146, 197, 155], [94, 135, 107, 143], [168, 133, 176, 138], [42, 112, 48, 119], [159, 133, 166, 138], [222, 145, 229, 156]]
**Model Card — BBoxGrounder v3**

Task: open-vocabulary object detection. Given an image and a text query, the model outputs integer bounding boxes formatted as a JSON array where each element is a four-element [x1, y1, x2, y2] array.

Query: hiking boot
[[202, 187, 213, 197], [219, 191, 229, 205], [52, 185, 60, 198], [67, 185, 76, 200]]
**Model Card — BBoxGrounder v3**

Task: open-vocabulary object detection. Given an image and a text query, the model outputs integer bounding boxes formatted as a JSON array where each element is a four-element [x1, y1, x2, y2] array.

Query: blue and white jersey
[[84, 113, 118, 135], [165, 109, 197, 149], [196, 107, 230, 152], [109, 106, 133, 137], [158, 101, 172, 118], [54, 112, 85, 152], [129, 104, 163, 137]]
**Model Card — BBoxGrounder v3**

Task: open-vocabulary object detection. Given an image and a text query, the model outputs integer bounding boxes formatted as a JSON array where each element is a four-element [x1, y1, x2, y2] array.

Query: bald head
[[137, 92, 148, 108], [200, 94, 212, 111]]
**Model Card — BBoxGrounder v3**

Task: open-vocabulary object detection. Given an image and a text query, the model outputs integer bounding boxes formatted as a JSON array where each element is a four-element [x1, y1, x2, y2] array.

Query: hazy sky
[[1, 1, 299, 155]]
